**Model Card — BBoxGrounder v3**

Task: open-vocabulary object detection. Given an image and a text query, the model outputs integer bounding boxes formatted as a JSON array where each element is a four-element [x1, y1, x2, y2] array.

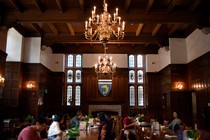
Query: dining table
[[135, 122, 179, 140], [63, 125, 99, 140]]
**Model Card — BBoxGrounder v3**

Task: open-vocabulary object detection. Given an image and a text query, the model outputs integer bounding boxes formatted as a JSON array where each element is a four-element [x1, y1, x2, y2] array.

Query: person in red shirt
[[18, 116, 47, 140], [123, 112, 137, 140]]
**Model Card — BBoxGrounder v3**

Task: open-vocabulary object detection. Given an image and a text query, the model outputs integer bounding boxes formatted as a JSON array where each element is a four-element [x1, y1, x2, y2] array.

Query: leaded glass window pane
[[67, 85, 72, 106], [137, 70, 143, 83], [75, 86, 81, 106], [129, 55, 135, 68], [67, 55, 73, 67], [129, 86, 135, 106], [129, 70, 135, 83], [76, 55, 82, 67], [75, 70, 81, 83], [67, 70, 73, 83], [138, 86, 144, 106], [137, 55, 143, 68]]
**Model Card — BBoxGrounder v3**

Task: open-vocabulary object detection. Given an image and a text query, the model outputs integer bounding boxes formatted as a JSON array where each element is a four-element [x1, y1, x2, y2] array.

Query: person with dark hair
[[48, 114, 63, 140], [69, 111, 83, 128], [123, 111, 137, 140], [97, 112, 114, 140], [18, 116, 47, 140], [168, 112, 182, 131]]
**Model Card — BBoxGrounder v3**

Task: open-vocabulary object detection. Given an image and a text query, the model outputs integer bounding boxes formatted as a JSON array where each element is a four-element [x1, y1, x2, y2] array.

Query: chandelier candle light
[[94, 47, 116, 74], [85, 0, 125, 44]]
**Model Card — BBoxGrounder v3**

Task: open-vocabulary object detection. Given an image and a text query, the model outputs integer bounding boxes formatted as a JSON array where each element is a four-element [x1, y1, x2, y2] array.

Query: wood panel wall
[[81, 68, 129, 117], [3, 62, 22, 118], [0, 50, 7, 120], [187, 52, 210, 130]]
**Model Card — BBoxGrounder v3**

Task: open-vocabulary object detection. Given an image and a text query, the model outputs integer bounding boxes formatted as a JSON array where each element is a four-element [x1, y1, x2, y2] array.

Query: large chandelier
[[85, 0, 125, 44], [94, 46, 116, 74]]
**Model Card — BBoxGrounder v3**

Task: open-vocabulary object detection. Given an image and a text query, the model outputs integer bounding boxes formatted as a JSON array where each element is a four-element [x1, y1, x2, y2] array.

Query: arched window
[[138, 86, 143, 106], [129, 70, 135, 83], [67, 54, 73, 67], [76, 55, 82, 67], [67, 85, 72, 106], [137, 70, 143, 83], [67, 70, 73, 83], [129, 86, 135, 106], [128, 55, 135, 68], [75, 70, 81, 83], [137, 55, 143, 68], [75, 86, 81, 106]]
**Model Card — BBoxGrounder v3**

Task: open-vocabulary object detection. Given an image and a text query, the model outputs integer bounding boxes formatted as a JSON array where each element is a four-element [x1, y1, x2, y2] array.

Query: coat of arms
[[98, 79, 112, 96]]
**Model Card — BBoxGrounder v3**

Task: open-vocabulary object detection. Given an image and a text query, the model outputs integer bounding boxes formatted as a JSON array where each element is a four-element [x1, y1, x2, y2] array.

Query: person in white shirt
[[48, 114, 63, 140]]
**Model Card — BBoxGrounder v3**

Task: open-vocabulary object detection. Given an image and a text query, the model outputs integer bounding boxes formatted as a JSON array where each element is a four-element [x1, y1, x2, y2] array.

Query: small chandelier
[[94, 46, 116, 74], [85, 0, 125, 44], [0, 74, 5, 87]]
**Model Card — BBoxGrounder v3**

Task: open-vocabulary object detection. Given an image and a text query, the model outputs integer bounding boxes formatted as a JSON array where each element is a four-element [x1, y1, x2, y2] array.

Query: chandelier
[[85, 0, 125, 44], [94, 46, 116, 74]]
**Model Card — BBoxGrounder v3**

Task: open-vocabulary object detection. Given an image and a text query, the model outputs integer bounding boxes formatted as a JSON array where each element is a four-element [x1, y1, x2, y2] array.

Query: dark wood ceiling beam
[[50, 44, 160, 54], [145, 0, 154, 14], [42, 34, 169, 46], [167, 0, 178, 13], [78, 0, 85, 12], [31, 23, 42, 36], [4, 10, 207, 26], [9, 0, 24, 13], [136, 23, 144, 36], [55, 0, 64, 13], [124, 0, 131, 12], [168, 24, 180, 36], [33, 0, 44, 12], [13, 23, 27, 36], [48, 23, 58, 34], [188, 0, 202, 13], [66, 23, 75, 36], [152, 24, 162, 36]]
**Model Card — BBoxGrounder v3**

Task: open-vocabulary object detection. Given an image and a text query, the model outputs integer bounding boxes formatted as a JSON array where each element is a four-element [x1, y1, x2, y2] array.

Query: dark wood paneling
[[187, 51, 210, 130], [81, 68, 129, 117], [3, 62, 22, 118], [170, 91, 192, 126]]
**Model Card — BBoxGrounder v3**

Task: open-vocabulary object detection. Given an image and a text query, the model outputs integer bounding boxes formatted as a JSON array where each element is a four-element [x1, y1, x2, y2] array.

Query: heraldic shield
[[98, 79, 112, 96]]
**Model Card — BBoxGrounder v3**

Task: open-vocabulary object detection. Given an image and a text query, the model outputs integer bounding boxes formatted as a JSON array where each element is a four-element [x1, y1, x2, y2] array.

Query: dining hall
[[0, 0, 210, 140]]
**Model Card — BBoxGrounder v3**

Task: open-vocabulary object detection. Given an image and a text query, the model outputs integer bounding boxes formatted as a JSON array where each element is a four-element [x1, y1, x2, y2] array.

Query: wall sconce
[[0, 74, 5, 87], [26, 82, 34, 90], [177, 83, 183, 90]]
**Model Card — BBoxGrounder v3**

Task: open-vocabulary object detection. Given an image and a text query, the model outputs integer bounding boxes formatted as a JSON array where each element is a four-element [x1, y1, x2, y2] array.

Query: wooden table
[[63, 126, 99, 140], [78, 126, 99, 140], [135, 124, 179, 140]]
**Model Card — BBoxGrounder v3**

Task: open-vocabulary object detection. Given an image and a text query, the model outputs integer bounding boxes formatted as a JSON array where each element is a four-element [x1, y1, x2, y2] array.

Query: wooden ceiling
[[0, 0, 209, 54]]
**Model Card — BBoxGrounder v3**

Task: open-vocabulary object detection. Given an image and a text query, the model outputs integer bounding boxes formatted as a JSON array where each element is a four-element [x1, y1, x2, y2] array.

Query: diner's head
[[173, 112, 178, 118], [76, 110, 83, 119], [32, 116, 47, 132], [128, 111, 136, 119], [98, 112, 107, 122], [52, 114, 62, 122]]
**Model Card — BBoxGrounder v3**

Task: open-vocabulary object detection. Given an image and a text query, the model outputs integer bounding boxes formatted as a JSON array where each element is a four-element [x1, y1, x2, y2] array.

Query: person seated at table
[[48, 114, 63, 140], [18, 116, 47, 140], [123, 111, 138, 140], [69, 110, 83, 128], [168, 112, 182, 131], [98, 112, 114, 140]]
